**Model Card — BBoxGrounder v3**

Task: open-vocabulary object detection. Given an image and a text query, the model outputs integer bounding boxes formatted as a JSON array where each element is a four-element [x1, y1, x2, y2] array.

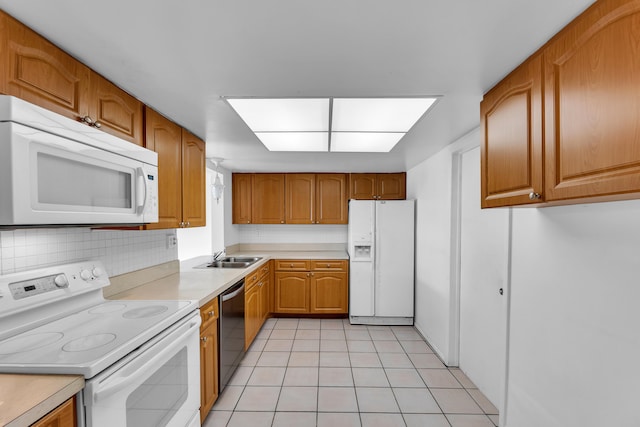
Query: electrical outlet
[[166, 235, 177, 249]]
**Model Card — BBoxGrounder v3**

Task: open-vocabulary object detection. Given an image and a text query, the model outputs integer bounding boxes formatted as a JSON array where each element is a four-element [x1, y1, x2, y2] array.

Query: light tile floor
[[203, 318, 499, 427]]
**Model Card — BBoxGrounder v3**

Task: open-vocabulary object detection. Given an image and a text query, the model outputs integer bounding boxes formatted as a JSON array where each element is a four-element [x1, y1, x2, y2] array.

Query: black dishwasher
[[219, 278, 245, 391]]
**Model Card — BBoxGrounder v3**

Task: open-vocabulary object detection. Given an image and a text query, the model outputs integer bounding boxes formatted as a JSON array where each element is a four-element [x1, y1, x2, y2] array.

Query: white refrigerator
[[348, 199, 415, 325]]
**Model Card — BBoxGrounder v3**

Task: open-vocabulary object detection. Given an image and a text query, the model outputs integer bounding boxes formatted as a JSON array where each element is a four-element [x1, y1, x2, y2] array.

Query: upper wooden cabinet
[[543, 0, 640, 202], [482, 0, 640, 208], [181, 129, 206, 227], [0, 12, 90, 120], [88, 71, 144, 145], [252, 174, 286, 224], [145, 107, 205, 229], [350, 173, 406, 200], [286, 174, 316, 224], [0, 12, 144, 145], [233, 173, 348, 224], [480, 54, 543, 208], [285, 173, 348, 224], [316, 174, 348, 224], [232, 173, 253, 224]]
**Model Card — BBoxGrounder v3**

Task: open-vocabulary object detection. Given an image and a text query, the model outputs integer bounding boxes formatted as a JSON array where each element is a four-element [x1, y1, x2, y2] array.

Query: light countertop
[[0, 374, 84, 427], [109, 250, 348, 306]]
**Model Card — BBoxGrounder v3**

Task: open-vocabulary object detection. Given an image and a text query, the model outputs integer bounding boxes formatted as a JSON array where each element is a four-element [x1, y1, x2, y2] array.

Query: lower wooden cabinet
[[32, 396, 76, 427], [274, 272, 310, 313], [274, 260, 348, 315], [245, 261, 272, 349], [199, 297, 218, 422]]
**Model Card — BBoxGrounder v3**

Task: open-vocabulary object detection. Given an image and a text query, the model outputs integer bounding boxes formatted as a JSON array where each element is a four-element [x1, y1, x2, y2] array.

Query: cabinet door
[[310, 272, 348, 314], [32, 396, 76, 427], [349, 173, 377, 199], [1, 12, 90, 121], [88, 71, 144, 145], [285, 173, 315, 224], [200, 320, 218, 422], [316, 174, 348, 224], [480, 55, 543, 208], [259, 275, 270, 323], [274, 272, 309, 313], [181, 129, 206, 227], [377, 173, 406, 200], [245, 284, 261, 349], [544, 0, 640, 201], [252, 174, 285, 224], [144, 107, 182, 229], [232, 174, 253, 224]]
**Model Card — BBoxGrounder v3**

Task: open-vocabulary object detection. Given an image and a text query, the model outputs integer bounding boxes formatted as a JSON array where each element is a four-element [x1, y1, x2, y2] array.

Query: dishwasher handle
[[222, 280, 245, 302]]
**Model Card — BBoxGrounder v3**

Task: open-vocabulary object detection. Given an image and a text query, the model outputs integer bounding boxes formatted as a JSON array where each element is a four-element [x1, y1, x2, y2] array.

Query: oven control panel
[[0, 260, 109, 308], [9, 273, 70, 300]]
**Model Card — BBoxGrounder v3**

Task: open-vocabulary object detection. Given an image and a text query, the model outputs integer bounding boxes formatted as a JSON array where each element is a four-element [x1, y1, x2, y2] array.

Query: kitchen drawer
[[200, 297, 218, 331], [246, 263, 270, 290], [310, 260, 348, 271], [275, 260, 311, 271]]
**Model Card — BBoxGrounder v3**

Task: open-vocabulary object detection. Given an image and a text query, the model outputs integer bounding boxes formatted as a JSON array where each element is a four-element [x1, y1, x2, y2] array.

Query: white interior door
[[459, 146, 509, 410]]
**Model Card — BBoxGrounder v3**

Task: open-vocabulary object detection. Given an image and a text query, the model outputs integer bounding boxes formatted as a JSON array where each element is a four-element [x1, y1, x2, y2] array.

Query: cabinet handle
[[529, 192, 542, 200], [311, 273, 314, 277], [258, 281, 264, 287], [208, 310, 214, 317], [187, 221, 190, 227], [326, 264, 330, 268], [201, 336, 208, 343], [280, 220, 284, 223], [247, 221, 250, 224], [306, 273, 310, 277], [78, 115, 101, 128], [290, 263, 294, 268]]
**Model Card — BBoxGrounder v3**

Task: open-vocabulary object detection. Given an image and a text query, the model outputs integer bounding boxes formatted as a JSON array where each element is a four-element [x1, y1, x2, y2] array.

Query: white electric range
[[0, 260, 201, 427]]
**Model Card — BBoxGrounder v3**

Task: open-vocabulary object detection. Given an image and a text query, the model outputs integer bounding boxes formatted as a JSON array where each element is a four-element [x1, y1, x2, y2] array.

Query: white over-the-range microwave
[[0, 95, 159, 227]]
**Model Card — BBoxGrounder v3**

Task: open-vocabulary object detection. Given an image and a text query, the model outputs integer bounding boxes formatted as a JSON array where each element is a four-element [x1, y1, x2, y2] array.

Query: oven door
[[83, 312, 201, 427]]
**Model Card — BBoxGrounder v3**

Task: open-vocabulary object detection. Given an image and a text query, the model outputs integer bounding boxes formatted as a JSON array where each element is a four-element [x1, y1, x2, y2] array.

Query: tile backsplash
[[0, 228, 178, 276]]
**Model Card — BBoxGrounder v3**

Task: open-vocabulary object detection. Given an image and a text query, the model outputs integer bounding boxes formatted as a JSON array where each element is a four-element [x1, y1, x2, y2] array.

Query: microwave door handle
[[91, 316, 201, 403], [136, 167, 147, 214]]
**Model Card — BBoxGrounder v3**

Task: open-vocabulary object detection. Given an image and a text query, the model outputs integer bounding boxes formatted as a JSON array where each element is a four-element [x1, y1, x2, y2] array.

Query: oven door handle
[[92, 314, 201, 403]]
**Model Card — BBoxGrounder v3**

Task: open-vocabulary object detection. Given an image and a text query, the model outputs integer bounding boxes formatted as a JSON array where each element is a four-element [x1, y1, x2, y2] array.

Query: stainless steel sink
[[196, 256, 262, 269], [218, 257, 261, 263]]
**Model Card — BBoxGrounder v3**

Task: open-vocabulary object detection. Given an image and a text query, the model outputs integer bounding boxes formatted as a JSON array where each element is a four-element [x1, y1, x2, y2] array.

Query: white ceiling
[[0, 0, 595, 172]]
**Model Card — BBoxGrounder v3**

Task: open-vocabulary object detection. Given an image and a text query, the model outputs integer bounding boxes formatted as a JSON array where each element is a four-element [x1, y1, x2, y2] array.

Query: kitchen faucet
[[213, 250, 225, 261]]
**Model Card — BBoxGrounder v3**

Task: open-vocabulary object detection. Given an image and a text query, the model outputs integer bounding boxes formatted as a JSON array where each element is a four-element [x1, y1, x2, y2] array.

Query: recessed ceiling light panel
[[225, 96, 438, 152], [227, 98, 329, 131], [255, 132, 328, 152], [332, 98, 437, 132], [330, 132, 405, 152]]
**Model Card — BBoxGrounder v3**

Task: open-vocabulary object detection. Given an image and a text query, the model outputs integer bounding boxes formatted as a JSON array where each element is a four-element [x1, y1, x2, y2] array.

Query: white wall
[[234, 224, 347, 244], [408, 128, 640, 426], [176, 167, 226, 259], [406, 129, 479, 364], [506, 201, 640, 427], [223, 168, 240, 247]]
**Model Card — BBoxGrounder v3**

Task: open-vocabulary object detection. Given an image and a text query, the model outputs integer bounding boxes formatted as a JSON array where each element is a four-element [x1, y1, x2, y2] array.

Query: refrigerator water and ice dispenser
[[352, 245, 372, 261]]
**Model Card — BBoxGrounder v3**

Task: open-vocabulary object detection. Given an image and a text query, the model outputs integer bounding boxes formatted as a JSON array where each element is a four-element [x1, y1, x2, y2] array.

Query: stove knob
[[80, 269, 92, 281], [92, 267, 104, 277], [54, 274, 69, 288]]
